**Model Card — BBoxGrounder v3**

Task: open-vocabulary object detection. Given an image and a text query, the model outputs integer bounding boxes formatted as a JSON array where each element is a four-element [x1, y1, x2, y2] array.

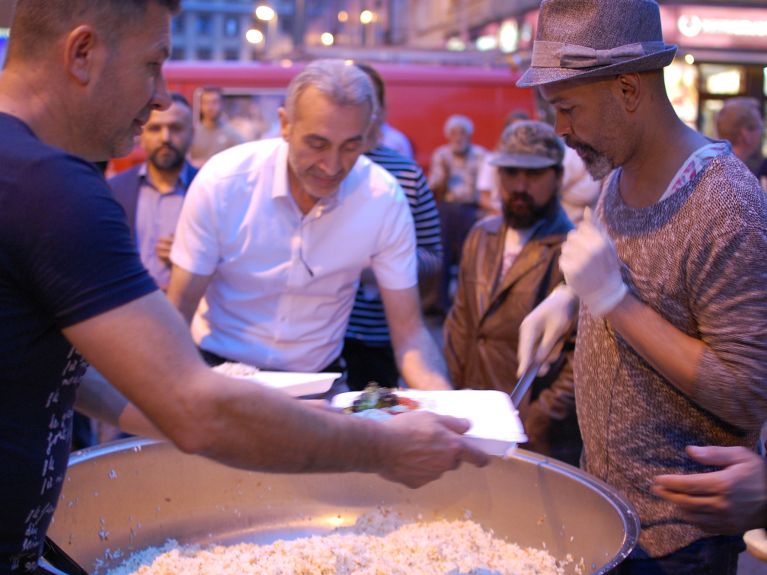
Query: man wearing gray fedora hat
[[515, 0, 767, 573]]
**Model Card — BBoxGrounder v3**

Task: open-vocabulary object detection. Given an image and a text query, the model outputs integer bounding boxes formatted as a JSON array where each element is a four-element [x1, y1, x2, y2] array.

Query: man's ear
[[734, 127, 748, 148], [555, 167, 564, 188], [616, 73, 641, 113], [278, 107, 290, 141], [65, 25, 99, 85]]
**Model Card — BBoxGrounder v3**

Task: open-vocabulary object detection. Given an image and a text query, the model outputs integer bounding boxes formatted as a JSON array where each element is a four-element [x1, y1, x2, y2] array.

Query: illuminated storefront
[[505, 3, 767, 140], [660, 4, 767, 138]]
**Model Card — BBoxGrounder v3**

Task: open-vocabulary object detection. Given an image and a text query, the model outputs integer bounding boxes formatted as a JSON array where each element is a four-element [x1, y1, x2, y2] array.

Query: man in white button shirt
[[168, 59, 451, 390], [443, 120, 580, 465]]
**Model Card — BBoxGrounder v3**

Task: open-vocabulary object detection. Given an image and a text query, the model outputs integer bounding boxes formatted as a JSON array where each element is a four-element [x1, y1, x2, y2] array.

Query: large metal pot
[[50, 439, 639, 574]]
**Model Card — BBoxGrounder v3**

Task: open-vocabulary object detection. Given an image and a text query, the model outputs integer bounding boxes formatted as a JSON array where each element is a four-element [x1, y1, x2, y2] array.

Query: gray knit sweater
[[575, 150, 767, 557]]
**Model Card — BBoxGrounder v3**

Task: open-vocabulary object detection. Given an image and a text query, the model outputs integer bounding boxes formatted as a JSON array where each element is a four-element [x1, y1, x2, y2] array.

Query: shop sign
[[661, 5, 767, 50]]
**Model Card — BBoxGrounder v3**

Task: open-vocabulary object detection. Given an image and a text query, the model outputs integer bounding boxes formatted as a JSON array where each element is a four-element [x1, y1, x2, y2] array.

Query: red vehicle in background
[[108, 61, 536, 175]]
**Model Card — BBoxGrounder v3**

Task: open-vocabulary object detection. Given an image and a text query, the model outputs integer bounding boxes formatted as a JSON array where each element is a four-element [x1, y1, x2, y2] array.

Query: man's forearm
[[166, 265, 211, 324], [187, 376, 386, 472], [64, 291, 486, 488], [416, 246, 442, 283], [117, 404, 165, 439], [76, 366, 164, 438], [76, 366, 129, 427], [394, 326, 452, 390], [606, 292, 705, 396], [624, 291, 767, 430], [82, 355, 389, 474]]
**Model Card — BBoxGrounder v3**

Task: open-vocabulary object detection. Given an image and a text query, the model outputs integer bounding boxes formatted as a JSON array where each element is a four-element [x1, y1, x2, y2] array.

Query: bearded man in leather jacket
[[444, 120, 581, 465]]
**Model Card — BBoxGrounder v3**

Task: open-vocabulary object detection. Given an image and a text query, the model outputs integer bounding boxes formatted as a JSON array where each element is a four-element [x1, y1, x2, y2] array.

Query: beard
[[149, 145, 185, 171], [503, 192, 558, 229], [567, 140, 614, 180]]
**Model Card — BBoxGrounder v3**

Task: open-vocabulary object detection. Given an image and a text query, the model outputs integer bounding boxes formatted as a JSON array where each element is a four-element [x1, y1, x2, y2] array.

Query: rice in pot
[[105, 509, 573, 575]]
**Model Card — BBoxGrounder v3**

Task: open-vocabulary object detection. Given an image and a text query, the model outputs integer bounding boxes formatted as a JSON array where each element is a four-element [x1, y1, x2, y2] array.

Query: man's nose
[[554, 111, 571, 137], [152, 74, 172, 112], [506, 172, 528, 192], [322, 150, 342, 175]]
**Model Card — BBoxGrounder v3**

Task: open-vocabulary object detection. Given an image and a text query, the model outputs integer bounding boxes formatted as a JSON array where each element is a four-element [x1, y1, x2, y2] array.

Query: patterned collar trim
[[658, 141, 730, 203]]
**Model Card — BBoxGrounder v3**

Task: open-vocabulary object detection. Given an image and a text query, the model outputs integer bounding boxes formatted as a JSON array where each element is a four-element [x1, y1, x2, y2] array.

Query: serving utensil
[[509, 359, 543, 408], [509, 330, 571, 409]]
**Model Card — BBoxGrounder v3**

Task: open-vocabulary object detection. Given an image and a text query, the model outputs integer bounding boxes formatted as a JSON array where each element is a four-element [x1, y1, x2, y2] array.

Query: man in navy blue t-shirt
[[0, 3, 487, 572]]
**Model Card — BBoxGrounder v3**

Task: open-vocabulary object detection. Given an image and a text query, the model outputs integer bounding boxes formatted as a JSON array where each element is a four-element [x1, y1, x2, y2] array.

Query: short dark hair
[[170, 92, 191, 109], [355, 63, 386, 110], [200, 86, 224, 97], [7, 0, 181, 62]]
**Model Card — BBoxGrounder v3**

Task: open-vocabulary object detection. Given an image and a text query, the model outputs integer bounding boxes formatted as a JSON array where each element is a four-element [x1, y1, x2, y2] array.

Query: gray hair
[[284, 59, 379, 125], [443, 114, 474, 138], [7, 0, 180, 62]]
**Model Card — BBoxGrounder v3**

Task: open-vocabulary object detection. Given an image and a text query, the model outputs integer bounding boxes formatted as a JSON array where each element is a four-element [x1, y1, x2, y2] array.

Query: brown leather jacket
[[444, 206, 582, 465]]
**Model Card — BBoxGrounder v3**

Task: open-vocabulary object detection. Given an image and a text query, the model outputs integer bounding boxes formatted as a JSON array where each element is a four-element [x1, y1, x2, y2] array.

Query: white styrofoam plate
[[331, 389, 527, 457], [744, 529, 767, 562], [239, 371, 340, 397]]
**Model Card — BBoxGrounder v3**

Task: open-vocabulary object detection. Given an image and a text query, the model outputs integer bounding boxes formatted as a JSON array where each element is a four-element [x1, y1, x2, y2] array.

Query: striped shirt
[[346, 145, 442, 345]]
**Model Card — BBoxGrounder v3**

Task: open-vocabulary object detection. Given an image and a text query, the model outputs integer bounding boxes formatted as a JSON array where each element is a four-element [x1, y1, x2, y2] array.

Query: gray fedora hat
[[517, 0, 677, 88]]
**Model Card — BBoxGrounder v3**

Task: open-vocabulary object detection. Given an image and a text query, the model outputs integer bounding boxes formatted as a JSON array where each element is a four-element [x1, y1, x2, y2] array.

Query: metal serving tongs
[[38, 536, 90, 575], [509, 334, 568, 409]]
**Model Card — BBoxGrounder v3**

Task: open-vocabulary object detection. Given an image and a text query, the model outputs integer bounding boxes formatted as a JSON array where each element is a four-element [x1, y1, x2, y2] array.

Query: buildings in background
[[170, 0, 541, 67], [655, 2, 767, 139], [169, 1, 767, 138], [0, 0, 763, 140], [170, 0, 253, 62]]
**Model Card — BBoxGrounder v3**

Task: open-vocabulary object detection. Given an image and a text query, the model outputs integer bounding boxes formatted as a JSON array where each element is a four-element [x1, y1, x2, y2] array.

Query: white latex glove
[[559, 208, 627, 318], [516, 283, 579, 378]]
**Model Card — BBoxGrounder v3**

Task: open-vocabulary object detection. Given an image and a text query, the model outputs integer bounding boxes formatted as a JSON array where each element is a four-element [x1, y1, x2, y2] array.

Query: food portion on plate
[[212, 361, 260, 377], [332, 385, 528, 456], [345, 383, 420, 417], [744, 528, 767, 562]]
